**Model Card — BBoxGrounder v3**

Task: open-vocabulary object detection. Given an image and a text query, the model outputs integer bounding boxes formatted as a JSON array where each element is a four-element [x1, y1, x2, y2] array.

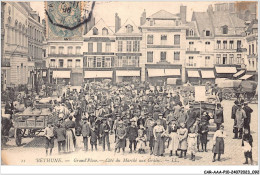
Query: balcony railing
[[237, 48, 247, 52]]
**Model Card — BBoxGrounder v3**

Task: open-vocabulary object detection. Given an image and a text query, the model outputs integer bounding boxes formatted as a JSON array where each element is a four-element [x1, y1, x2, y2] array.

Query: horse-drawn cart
[[13, 113, 55, 146]]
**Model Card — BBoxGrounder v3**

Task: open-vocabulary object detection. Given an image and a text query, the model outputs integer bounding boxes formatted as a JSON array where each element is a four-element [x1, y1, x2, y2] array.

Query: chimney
[[140, 9, 146, 26], [207, 5, 214, 15], [180, 5, 186, 24], [115, 13, 121, 33]]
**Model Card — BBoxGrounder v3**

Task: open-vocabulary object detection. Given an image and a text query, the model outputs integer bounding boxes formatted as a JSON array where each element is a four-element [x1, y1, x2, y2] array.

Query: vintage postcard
[[1, 0, 259, 171]]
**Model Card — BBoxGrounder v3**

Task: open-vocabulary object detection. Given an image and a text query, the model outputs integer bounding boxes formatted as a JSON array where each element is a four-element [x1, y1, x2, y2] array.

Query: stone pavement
[[1, 100, 258, 166]]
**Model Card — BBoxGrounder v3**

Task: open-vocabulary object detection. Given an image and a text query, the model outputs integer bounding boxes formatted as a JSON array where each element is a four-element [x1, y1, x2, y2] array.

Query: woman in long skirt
[[153, 120, 166, 156], [168, 121, 179, 157], [65, 116, 76, 153], [212, 124, 226, 162]]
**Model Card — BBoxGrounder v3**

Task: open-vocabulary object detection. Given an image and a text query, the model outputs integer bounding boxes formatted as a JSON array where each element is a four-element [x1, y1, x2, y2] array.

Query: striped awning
[[53, 71, 71, 78], [239, 74, 253, 80], [116, 70, 140, 77], [201, 70, 215, 78], [215, 67, 237, 74], [187, 71, 200, 78], [233, 70, 245, 78], [84, 71, 113, 78]]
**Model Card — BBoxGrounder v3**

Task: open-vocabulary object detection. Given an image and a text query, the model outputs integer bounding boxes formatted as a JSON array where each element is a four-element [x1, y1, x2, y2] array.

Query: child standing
[[242, 128, 253, 165], [54, 123, 66, 154], [188, 124, 198, 161], [90, 123, 98, 151], [168, 121, 179, 157], [44, 122, 55, 156], [177, 122, 188, 159], [136, 125, 147, 154]]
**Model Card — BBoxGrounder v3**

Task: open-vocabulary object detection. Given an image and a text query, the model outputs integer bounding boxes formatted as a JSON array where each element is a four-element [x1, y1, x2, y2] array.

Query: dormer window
[[222, 25, 228, 34], [189, 29, 194, 36], [93, 27, 98, 35], [205, 30, 210, 36], [102, 27, 108, 36], [150, 19, 154, 26], [126, 25, 133, 33]]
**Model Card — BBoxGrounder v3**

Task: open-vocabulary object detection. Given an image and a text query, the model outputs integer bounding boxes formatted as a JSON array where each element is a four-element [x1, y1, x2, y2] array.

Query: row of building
[[1, 2, 258, 90]]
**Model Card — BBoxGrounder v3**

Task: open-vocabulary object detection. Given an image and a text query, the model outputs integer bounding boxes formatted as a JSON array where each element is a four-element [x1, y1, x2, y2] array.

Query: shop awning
[[53, 71, 71, 78], [201, 70, 215, 78], [116, 70, 140, 77], [165, 69, 181, 76], [187, 71, 200, 78], [215, 67, 237, 74], [147, 69, 165, 77], [239, 74, 253, 80], [84, 71, 113, 78], [233, 70, 245, 78], [167, 78, 179, 85]]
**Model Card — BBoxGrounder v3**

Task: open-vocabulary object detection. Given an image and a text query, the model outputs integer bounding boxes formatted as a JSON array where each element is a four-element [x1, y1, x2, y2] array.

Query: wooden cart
[[13, 114, 55, 146]]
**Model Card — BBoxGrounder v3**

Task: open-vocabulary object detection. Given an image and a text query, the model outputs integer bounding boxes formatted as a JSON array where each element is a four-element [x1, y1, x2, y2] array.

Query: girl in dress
[[177, 122, 188, 159], [168, 121, 179, 157], [212, 124, 226, 162], [188, 124, 198, 161], [136, 125, 147, 154]]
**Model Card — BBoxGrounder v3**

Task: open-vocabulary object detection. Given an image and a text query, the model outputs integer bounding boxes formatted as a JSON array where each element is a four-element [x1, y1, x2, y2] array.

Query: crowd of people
[[2, 81, 254, 164]]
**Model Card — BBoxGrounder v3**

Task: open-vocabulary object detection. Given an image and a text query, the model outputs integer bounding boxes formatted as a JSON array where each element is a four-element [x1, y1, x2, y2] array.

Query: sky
[[30, 1, 219, 27]]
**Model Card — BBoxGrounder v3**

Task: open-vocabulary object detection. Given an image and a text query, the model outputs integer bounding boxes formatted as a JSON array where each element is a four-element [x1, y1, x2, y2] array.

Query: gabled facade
[[115, 18, 142, 83], [139, 9, 187, 84], [82, 19, 115, 81]]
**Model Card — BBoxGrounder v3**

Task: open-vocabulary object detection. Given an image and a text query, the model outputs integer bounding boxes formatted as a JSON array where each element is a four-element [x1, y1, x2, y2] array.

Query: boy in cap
[[81, 117, 90, 151], [54, 123, 66, 154], [127, 119, 138, 153], [115, 121, 127, 154], [100, 118, 111, 151], [44, 122, 55, 156]]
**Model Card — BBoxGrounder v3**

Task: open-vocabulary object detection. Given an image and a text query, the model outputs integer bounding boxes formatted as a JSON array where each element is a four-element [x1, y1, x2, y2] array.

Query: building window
[[58, 46, 64, 54], [205, 41, 210, 51], [216, 54, 221, 64], [105, 42, 111, 52], [68, 46, 73, 54], [174, 35, 180, 45], [50, 46, 56, 54], [249, 45, 251, 55], [118, 41, 123, 52], [252, 60, 254, 68], [188, 56, 193, 66], [87, 57, 94, 68], [127, 41, 132, 52], [174, 51, 180, 61], [122, 56, 128, 66], [205, 56, 210, 66], [147, 35, 153, 44], [147, 51, 153, 63], [88, 43, 93, 52], [252, 44, 254, 54], [133, 41, 140, 52], [188, 41, 194, 51], [229, 54, 234, 64], [93, 27, 98, 35], [105, 57, 111, 68], [67, 59, 72, 68], [237, 40, 241, 49], [97, 42, 102, 52], [76, 46, 81, 55], [237, 54, 241, 64], [102, 28, 108, 36], [223, 54, 227, 64], [96, 58, 102, 67], [229, 40, 234, 49], [161, 35, 167, 45], [126, 25, 133, 33], [59, 59, 64, 68], [160, 52, 166, 61], [50, 59, 55, 67], [223, 26, 228, 34], [76, 59, 80, 68], [205, 30, 210, 36], [223, 41, 227, 49], [217, 40, 221, 49], [189, 29, 194, 36]]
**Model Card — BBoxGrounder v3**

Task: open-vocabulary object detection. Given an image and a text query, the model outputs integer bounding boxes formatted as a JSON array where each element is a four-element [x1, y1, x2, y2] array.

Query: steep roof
[[84, 18, 114, 37], [186, 21, 200, 37], [116, 18, 141, 35], [192, 12, 213, 37], [147, 10, 180, 19]]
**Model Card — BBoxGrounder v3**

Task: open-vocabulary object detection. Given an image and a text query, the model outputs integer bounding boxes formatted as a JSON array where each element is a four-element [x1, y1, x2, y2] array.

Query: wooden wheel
[[15, 128, 22, 146]]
